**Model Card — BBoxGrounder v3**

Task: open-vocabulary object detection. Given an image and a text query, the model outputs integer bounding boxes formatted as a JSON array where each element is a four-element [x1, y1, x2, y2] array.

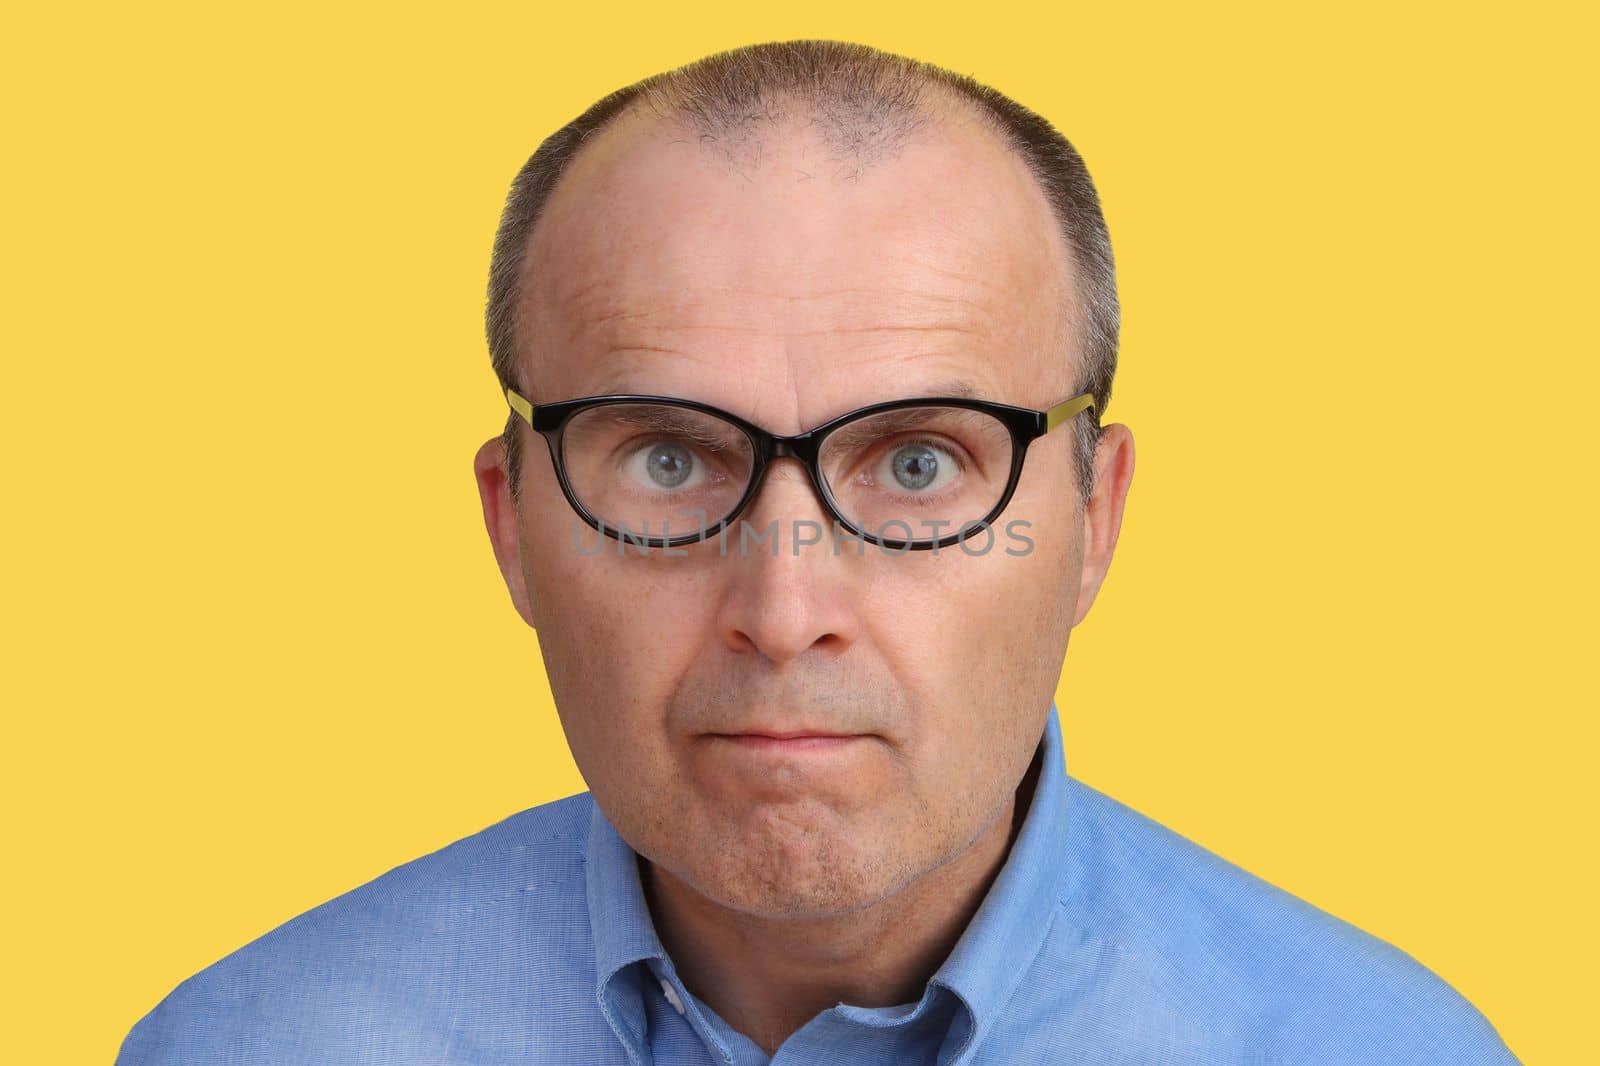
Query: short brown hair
[[486, 39, 1119, 502]]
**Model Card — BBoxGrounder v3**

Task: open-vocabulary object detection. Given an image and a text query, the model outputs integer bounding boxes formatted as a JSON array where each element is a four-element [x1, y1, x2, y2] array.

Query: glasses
[[505, 387, 1096, 551]]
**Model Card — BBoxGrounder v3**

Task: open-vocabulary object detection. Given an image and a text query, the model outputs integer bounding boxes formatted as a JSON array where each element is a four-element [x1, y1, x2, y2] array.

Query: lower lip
[[712, 734, 866, 753]]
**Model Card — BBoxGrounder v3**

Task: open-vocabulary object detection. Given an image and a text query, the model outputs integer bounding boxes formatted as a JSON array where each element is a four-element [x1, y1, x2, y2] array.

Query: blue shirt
[[118, 703, 1519, 1064]]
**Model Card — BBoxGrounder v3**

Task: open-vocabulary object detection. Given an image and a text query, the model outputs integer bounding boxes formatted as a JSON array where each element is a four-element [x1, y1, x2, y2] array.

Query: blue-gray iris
[[647, 442, 693, 488], [892, 445, 938, 490]]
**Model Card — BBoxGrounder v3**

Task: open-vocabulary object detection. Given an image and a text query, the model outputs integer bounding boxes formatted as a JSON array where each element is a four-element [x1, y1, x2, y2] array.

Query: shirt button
[[659, 978, 686, 1016]]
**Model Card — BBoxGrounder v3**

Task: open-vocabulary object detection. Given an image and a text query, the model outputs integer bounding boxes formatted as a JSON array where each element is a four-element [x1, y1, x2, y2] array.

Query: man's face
[[478, 104, 1118, 918]]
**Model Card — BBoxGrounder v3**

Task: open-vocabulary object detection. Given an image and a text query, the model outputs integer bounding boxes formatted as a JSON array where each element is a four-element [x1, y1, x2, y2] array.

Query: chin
[[697, 836, 902, 918]]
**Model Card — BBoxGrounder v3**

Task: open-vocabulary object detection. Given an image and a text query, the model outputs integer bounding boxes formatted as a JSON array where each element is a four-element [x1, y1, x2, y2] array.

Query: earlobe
[[473, 437, 537, 630]]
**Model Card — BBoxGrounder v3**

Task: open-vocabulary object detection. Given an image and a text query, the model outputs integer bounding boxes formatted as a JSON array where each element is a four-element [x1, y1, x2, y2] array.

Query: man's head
[[474, 40, 1134, 919]]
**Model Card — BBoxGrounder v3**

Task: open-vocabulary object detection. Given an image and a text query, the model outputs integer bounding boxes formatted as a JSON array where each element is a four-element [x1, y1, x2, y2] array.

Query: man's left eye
[[874, 440, 960, 493]]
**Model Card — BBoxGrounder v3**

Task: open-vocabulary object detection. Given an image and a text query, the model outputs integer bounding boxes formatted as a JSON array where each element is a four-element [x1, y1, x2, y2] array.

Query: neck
[[641, 752, 1042, 1056]]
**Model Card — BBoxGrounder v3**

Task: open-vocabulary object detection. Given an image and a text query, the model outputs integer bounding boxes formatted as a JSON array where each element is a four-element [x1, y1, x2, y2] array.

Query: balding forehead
[[512, 96, 1078, 395], [525, 92, 1071, 281], [642, 83, 1020, 183], [547, 83, 1026, 209]]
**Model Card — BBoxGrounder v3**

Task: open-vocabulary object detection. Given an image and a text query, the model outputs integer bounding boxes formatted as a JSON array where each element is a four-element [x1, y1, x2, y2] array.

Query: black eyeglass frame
[[505, 387, 1097, 551]]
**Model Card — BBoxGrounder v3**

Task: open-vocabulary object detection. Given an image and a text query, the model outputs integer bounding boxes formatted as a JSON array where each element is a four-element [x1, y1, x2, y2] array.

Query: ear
[[1072, 423, 1135, 628], [473, 435, 537, 629]]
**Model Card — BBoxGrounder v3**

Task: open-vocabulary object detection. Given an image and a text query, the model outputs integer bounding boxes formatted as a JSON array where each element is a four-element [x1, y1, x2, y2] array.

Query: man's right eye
[[622, 438, 708, 491]]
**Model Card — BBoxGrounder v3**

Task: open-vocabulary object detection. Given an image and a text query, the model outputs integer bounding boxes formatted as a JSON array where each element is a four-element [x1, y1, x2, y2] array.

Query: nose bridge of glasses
[[767, 431, 821, 463], [740, 432, 833, 523]]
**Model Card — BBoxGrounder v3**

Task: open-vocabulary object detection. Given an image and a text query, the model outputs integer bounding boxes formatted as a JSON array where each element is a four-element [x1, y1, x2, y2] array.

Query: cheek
[[872, 516, 1073, 681], [863, 522, 1073, 799], [521, 546, 717, 796]]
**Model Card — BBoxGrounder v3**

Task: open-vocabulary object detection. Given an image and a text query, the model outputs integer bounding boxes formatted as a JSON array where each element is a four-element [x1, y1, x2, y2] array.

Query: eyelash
[[861, 434, 970, 477]]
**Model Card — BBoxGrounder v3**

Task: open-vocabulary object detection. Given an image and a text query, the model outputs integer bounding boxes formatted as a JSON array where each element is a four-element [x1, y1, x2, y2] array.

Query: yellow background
[[4, 2, 1593, 1062]]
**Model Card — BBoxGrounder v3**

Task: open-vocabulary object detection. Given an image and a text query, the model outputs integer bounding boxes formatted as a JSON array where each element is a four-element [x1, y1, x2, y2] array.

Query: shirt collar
[[586, 793, 671, 1063], [584, 700, 1071, 1063], [925, 700, 1070, 1058]]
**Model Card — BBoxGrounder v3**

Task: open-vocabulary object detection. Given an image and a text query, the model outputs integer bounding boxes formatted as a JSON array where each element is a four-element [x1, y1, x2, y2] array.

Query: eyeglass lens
[[557, 402, 1018, 543]]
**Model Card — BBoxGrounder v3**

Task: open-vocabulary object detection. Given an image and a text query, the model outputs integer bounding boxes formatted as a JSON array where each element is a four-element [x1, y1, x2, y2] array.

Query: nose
[[713, 458, 862, 663]]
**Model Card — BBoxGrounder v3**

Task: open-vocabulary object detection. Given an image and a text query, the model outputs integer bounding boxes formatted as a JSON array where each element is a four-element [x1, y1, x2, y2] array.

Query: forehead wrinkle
[[558, 277, 997, 317], [559, 283, 998, 351], [526, 108, 1067, 396], [785, 321, 978, 339], [536, 158, 1023, 329], [582, 349, 733, 398]]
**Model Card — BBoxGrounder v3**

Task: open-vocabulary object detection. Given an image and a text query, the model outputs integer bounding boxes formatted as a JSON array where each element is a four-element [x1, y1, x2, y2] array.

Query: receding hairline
[[626, 68, 1007, 174], [512, 82, 1079, 363], [543, 73, 1040, 209]]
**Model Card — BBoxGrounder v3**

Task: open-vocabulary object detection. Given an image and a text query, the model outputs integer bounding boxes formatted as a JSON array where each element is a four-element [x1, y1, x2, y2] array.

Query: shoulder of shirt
[[1052, 776, 1520, 1064], [115, 790, 599, 1065]]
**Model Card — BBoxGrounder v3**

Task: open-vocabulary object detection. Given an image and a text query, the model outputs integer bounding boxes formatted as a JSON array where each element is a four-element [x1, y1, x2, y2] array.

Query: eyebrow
[[917, 377, 983, 401], [598, 405, 745, 449], [824, 403, 1001, 454], [825, 408, 947, 451], [578, 375, 994, 441]]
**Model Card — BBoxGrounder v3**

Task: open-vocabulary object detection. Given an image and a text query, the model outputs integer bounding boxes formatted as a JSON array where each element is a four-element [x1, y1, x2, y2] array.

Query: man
[[119, 40, 1519, 1064]]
